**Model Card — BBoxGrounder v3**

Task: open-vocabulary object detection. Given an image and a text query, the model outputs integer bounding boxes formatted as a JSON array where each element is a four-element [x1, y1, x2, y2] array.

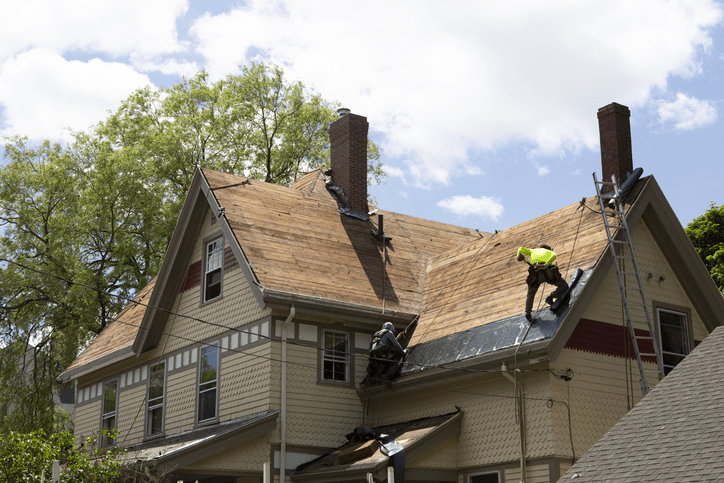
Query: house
[[59, 103, 724, 483], [558, 323, 724, 482]]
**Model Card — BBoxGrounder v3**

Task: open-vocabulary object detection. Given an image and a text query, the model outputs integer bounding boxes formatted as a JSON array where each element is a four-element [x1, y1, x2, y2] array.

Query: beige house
[[60, 103, 724, 483]]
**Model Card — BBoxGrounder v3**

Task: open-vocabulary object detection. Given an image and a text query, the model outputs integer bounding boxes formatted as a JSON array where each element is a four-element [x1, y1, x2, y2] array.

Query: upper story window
[[198, 343, 219, 423], [322, 330, 349, 383], [147, 361, 166, 436], [204, 238, 224, 302], [101, 379, 117, 447], [656, 306, 691, 375]]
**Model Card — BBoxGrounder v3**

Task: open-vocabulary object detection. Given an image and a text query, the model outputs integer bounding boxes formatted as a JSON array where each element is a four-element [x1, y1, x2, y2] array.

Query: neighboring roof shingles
[[63, 278, 157, 375], [559, 325, 724, 482]]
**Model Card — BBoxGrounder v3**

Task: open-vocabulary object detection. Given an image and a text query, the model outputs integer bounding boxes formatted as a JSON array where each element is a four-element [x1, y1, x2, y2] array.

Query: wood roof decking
[[63, 277, 157, 375], [204, 169, 482, 315], [409, 196, 611, 346]]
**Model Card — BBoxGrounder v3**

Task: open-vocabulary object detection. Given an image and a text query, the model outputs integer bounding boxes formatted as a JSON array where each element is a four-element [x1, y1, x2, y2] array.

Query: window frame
[[197, 342, 220, 425], [146, 361, 166, 437], [101, 379, 118, 447], [202, 235, 224, 304], [653, 301, 693, 375], [320, 330, 351, 385]]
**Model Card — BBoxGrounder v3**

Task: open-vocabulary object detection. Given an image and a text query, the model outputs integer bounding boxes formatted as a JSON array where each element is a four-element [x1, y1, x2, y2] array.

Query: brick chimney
[[598, 102, 633, 184], [329, 109, 369, 214]]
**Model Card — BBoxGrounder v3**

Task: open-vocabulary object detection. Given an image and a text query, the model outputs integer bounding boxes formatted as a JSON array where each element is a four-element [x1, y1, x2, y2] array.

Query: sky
[[1, 0, 722, 234]]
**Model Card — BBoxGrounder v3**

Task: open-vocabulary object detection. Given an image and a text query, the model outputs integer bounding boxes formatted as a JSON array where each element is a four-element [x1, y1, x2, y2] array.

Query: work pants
[[525, 270, 569, 315]]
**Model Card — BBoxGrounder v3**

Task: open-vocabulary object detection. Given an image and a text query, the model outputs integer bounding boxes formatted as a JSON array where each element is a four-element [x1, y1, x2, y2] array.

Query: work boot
[[525, 313, 534, 323], [545, 295, 554, 306]]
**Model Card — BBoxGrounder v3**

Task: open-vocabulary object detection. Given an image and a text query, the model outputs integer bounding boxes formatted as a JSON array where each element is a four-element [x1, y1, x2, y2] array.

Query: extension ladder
[[593, 173, 665, 396]]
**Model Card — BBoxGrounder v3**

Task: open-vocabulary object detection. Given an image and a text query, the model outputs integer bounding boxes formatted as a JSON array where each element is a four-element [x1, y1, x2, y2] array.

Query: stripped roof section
[[409, 195, 610, 346], [204, 168, 482, 315], [64, 277, 157, 375]]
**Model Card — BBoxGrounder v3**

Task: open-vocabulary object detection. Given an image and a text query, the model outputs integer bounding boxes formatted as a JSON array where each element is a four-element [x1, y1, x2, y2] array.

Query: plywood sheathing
[[204, 169, 482, 315], [410, 196, 611, 346]]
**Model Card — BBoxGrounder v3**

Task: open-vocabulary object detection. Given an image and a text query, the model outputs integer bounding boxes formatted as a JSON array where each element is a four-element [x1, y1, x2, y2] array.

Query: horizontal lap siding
[[74, 400, 101, 445], [219, 344, 273, 421], [115, 384, 146, 444], [164, 366, 197, 435], [184, 433, 271, 473], [284, 340, 364, 448]]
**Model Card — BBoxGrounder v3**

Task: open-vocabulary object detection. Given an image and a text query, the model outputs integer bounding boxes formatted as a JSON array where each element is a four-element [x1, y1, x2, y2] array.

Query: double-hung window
[[198, 343, 219, 423], [657, 306, 691, 375], [101, 380, 118, 447], [322, 331, 349, 383], [147, 361, 165, 436], [204, 238, 224, 302]]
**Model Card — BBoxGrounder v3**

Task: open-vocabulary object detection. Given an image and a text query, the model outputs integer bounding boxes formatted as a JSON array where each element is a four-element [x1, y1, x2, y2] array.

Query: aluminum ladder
[[593, 172, 664, 396]]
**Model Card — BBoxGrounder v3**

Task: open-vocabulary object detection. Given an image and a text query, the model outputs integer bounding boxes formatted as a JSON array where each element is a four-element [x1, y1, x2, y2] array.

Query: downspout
[[280, 305, 295, 483], [502, 362, 527, 483]]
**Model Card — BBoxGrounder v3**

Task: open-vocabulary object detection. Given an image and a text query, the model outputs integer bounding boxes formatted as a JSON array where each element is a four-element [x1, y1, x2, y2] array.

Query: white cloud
[[657, 93, 718, 130], [0, 0, 189, 59], [537, 165, 551, 177], [437, 195, 504, 221], [0, 49, 151, 141], [190, 0, 723, 186], [384, 165, 407, 182]]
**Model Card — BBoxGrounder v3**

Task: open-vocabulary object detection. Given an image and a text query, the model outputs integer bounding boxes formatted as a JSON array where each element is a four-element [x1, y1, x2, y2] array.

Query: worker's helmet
[[382, 322, 395, 333], [540, 244, 552, 250]]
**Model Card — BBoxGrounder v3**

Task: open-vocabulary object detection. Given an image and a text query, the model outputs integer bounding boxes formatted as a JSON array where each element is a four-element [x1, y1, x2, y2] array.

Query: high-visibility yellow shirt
[[517, 247, 557, 266]]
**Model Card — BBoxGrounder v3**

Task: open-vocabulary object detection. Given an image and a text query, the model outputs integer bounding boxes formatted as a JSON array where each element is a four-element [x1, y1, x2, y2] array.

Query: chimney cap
[[337, 107, 351, 117]]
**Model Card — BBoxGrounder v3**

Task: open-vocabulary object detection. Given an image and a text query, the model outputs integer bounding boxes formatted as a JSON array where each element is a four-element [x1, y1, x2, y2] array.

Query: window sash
[[657, 308, 690, 374], [147, 362, 165, 435], [204, 239, 223, 301], [322, 331, 349, 382], [198, 344, 219, 422], [101, 380, 117, 447]]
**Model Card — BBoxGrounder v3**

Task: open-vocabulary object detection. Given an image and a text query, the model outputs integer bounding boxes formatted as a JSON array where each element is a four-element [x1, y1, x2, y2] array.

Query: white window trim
[[101, 379, 118, 447], [202, 236, 224, 304], [654, 302, 693, 375], [321, 330, 350, 384], [197, 343, 220, 424], [146, 361, 166, 437]]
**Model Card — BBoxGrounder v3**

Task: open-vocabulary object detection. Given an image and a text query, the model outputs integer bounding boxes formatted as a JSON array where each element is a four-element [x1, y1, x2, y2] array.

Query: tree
[[686, 202, 724, 292], [0, 62, 384, 434]]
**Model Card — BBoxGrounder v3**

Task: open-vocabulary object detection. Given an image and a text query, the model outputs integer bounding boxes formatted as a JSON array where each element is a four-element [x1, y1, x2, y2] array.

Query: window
[[322, 331, 349, 383], [204, 238, 224, 302], [147, 361, 165, 436], [198, 343, 219, 422], [470, 471, 501, 483], [101, 380, 117, 447], [657, 307, 691, 375]]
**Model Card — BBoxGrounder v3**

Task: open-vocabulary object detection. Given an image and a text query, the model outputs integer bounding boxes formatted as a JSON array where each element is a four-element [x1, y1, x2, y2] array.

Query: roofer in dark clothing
[[517, 244, 569, 322], [364, 322, 407, 386]]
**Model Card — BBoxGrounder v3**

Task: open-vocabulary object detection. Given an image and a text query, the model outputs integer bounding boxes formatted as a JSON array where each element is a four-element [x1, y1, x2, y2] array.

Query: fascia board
[[133, 172, 207, 355], [262, 289, 416, 326], [58, 347, 135, 382], [640, 176, 724, 332]]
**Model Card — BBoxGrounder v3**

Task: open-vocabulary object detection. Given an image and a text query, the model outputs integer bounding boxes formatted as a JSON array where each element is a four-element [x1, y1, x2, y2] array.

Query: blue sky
[[1, 0, 722, 233]]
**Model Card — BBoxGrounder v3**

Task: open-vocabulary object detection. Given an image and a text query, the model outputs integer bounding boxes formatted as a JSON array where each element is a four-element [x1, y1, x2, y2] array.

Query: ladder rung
[[639, 353, 659, 358]]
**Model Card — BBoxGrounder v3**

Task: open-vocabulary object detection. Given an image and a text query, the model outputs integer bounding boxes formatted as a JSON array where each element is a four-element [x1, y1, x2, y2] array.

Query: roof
[[62, 168, 724, 381], [293, 410, 462, 482], [62, 278, 156, 378], [558, 325, 724, 482], [121, 410, 278, 476]]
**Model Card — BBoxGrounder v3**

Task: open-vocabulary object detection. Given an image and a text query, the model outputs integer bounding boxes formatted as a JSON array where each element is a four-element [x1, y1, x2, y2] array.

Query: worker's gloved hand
[[517, 254, 525, 262]]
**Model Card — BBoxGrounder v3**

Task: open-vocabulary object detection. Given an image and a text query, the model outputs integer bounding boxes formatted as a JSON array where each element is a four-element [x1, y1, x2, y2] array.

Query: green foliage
[[686, 202, 724, 292], [0, 430, 123, 483], [0, 62, 385, 434]]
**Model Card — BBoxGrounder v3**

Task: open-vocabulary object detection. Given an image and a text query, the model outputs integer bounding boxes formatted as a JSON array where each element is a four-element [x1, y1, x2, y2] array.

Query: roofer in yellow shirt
[[517, 244, 569, 322]]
